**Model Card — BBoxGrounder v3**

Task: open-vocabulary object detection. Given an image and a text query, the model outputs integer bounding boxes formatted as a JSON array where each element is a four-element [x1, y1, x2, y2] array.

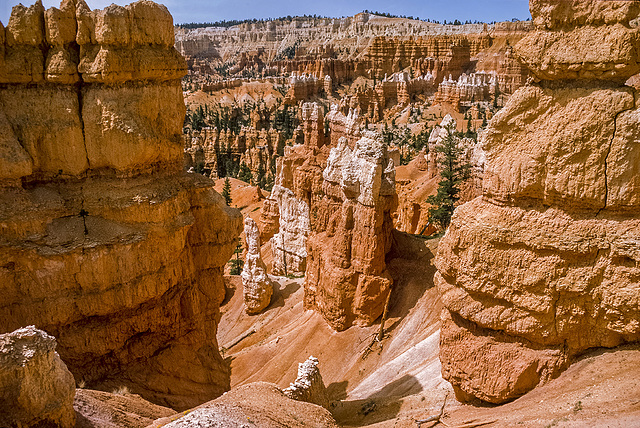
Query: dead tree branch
[[415, 391, 449, 427]]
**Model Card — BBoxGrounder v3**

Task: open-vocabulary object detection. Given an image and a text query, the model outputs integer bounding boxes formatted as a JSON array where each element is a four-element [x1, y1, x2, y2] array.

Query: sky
[[1, 0, 531, 26]]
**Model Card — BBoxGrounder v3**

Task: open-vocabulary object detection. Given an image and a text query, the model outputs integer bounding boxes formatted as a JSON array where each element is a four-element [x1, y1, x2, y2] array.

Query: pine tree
[[228, 237, 244, 275], [238, 162, 253, 183], [222, 177, 232, 206], [256, 164, 266, 189], [426, 122, 471, 230]]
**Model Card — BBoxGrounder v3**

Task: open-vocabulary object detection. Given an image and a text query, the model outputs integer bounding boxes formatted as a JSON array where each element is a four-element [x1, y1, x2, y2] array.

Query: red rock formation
[[435, 0, 640, 404], [325, 104, 363, 147], [305, 131, 397, 330], [0, 0, 242, 411], [300, 102, 326, 148], [241, 217, 274, 314], [259, 102, 397, 329], [184, 126, 283, 180], [362, 36, 482, 82], [284, 72, 323, 103], [434, 71, 497, 109], [273, 58, 367, 85]]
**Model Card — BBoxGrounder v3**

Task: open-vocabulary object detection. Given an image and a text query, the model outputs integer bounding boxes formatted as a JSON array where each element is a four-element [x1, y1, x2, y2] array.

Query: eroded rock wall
[[0, 0, 242, 411], [260, 102, 397, 330], [434, 0, 640, 404], [305, 131, 397, 330], [241, 217, 273, 314]]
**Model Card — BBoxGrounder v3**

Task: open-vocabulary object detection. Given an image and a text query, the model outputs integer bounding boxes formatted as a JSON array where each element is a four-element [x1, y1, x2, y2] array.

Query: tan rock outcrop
[[260, 102, 397, 330], [283, 356, 330, 409], [0, 0, 241, 411], [241, 217, 274, 314], [0, 326, 76, 428], [435, 0, 640, 404], [517, 0, 640, 81], [305, 131, 397, 330], [266, 102, 326, 277], [285, 72, 323, 103], [270, 183, 312, 276]]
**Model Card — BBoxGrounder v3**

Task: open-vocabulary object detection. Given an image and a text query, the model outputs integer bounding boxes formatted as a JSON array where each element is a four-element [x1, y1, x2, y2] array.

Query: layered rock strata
[[305, 131, 397, 330], [261, 102, 397, 330], [184, 126, 283, 180], [265, 103, 327, 276], [434, 71, 498, 109], [435, 0, 640, 404], [0, 0, 242, 411], [0, 326, 76, 428], [241, 217, 273, 314], [285, 72, 323, 103], [283, 356, 330, 409]]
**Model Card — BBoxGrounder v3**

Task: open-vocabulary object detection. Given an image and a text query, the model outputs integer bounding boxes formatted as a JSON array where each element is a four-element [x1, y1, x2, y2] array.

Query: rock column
[[241, 217, 274, 314], [434, 0, 640, 404]]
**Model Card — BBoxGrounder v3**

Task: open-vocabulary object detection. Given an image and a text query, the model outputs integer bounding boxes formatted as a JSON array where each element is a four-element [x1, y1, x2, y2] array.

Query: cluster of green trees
[[177, 14, 332, 30], [274, 40, 301, 61], [186, 100, 297, 136], [381, 124, 431, 165], [185, 103, 253, 133], [186, 99, 299, 191], [214, 61, 236, 78], [427, 122, 471, 231], [271, 104, 298, 140], [178, 14, 530, 31], [228, 236, 244, 275]]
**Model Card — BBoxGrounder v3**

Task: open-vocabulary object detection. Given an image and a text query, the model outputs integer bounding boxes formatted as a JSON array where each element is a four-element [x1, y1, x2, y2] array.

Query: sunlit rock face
[[0, 326, 76, 428], [242, 217, 274, 314], [435, 0, 640, 404], [305, 131, 397, 331], [0, 0, 242, 411]]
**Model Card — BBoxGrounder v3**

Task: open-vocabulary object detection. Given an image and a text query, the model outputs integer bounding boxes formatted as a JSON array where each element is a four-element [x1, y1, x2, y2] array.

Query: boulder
[[0, 326, 76, 428]]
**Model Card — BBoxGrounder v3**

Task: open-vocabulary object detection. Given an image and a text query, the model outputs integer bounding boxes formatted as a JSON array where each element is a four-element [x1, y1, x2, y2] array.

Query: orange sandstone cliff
[[0, 0, 242, 411], [260, 103, 398, 330], [434, 0, 640, 404]]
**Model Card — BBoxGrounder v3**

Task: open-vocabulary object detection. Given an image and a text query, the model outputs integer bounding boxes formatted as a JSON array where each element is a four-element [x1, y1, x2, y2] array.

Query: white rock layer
[[283, 356, 330, 409]]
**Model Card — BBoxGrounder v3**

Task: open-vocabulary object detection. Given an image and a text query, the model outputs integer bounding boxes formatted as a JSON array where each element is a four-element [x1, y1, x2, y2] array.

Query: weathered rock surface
[[74, 389, 176, 428], [517, 0, 640, 81], [282, 356, 330, 409], [269, 183, 312, 276], [0, 0, 241, 412], [435, 0, 640, 404], [259, 102, 397, 330], [183, 125, 284, 182], [154, 382, 339, 428], [0, 326, 76, 428], [264, 103, 326, 277], [305, 131, 397, 331], [241, 217, 274, 314]]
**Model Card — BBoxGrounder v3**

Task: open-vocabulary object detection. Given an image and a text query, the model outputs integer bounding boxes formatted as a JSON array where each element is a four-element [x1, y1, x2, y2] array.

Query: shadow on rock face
[[384, 230, 439, 336], [266, 279, 301, 310], [326, 380, 349, 401], [331, 374, 423, 426]]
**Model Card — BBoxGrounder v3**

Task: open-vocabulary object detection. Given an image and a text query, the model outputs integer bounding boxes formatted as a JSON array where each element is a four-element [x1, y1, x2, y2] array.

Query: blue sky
[[1, 0, 531, 26]]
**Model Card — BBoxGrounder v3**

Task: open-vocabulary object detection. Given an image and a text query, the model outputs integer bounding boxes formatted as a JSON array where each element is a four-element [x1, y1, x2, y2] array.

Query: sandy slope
[[219, 231, 640, 427]]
